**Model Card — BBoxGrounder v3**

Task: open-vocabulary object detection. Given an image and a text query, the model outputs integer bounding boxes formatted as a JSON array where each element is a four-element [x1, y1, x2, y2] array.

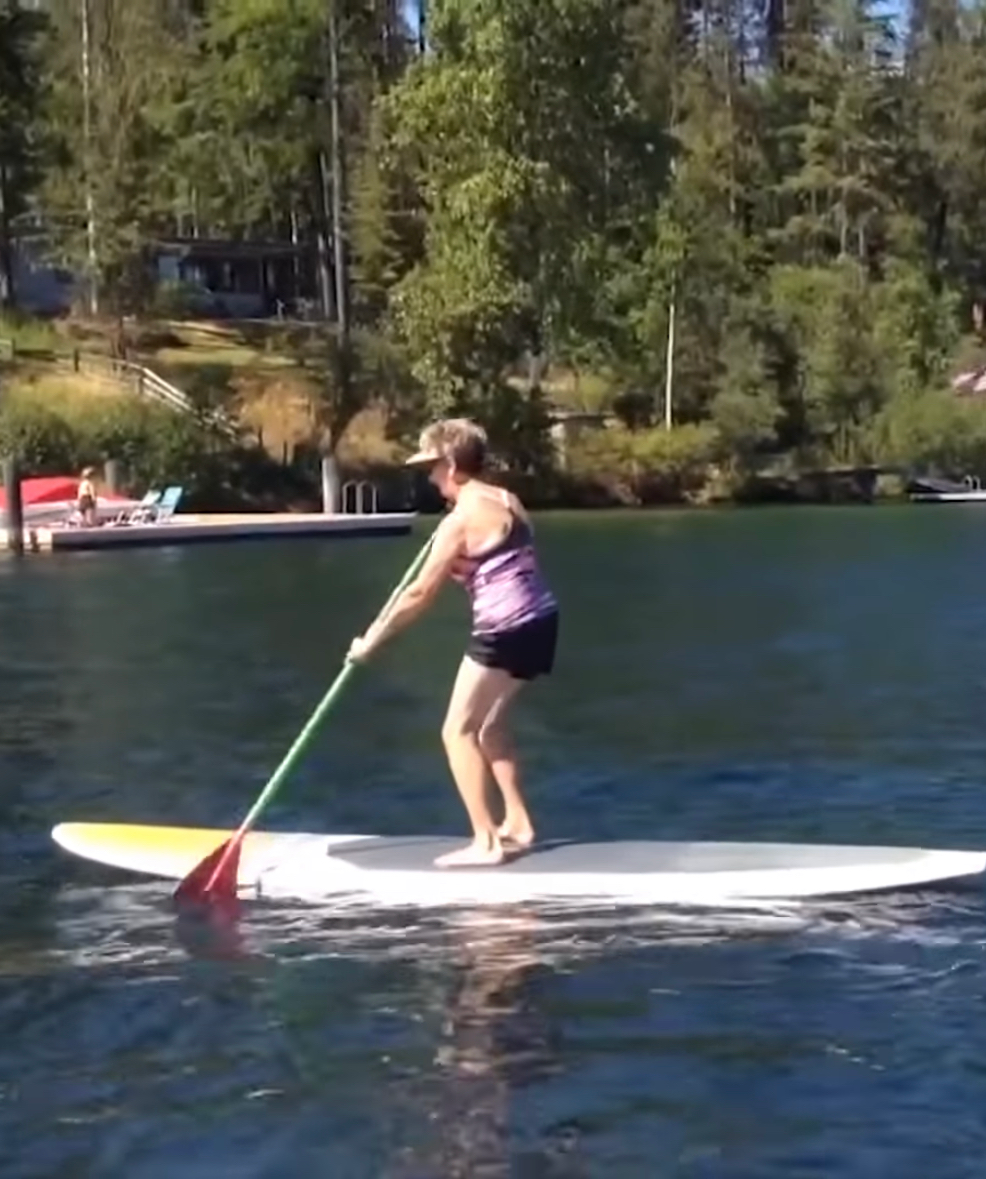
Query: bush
[[151, 280, 208, 320], [0, 312, 60, 356], [172, 362, 237, 417], [869, 390, 986, 477], [129, 323, 186, 352], [0, 392, 257, 506], [566, 422, 718, 504], [0, 399, 79, 470]]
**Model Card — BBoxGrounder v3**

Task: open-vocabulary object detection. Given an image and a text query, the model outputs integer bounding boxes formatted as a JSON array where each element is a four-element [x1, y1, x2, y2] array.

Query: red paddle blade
[[173, 837, 242, 904]]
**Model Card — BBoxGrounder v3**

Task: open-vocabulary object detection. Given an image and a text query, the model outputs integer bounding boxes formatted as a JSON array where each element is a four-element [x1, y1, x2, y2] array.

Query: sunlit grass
[[338, 405, 405, 465], [2, 315, 624, 465], [0, 314, 61, 354], [155, 345, 299, 370], [508, 364, 618, 411], [6, 367, 131, 409]]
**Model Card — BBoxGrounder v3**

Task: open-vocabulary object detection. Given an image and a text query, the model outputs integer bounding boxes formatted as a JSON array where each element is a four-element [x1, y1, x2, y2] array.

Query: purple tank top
[[458, 513, 557, 636]]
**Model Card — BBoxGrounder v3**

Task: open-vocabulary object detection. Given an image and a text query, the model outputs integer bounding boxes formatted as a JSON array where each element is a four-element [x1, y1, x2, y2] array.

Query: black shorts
[[467, 611, 559, 681]]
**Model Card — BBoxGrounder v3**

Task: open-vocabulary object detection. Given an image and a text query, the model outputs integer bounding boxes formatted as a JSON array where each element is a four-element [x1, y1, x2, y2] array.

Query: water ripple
[[6, 516, 986, 1176]]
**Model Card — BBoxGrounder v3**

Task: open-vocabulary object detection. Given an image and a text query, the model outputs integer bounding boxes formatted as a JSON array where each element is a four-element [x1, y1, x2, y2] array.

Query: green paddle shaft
[[230, 525, 438, 839]]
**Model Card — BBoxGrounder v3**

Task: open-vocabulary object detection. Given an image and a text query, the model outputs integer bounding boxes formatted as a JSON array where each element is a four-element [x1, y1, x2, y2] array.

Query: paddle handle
[[231, 525, 438, 839]]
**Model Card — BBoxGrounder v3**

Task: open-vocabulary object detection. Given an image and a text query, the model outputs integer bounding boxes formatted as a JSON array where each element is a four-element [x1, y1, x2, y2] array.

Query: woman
[[347, 418, 559, 868], [76, 467, 97, 527]]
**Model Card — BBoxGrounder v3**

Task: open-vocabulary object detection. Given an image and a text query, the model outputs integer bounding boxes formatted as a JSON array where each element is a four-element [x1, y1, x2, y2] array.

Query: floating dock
[[9, 511, 415, 552]]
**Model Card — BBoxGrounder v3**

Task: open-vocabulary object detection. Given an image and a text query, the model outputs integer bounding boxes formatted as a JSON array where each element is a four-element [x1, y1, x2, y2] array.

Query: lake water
[[3, 506, 986, 1177]]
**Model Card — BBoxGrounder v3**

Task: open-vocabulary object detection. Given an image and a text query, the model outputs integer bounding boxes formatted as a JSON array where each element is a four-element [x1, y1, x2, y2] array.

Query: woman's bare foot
[[434, 839, 506, 868], [497, 821, 535, 848]]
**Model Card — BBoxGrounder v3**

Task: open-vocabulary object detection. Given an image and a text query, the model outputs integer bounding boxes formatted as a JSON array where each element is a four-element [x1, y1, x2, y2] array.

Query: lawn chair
[[147, 485, 183, 523], [109, 489, 161, 525]]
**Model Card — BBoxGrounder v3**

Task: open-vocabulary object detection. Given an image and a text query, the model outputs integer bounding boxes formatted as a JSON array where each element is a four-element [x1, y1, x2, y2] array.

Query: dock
[[9, 511, 416, 553]]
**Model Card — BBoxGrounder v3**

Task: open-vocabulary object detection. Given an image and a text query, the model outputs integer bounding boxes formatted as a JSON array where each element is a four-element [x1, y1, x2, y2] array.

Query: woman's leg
[[478, 685, 534, 846], [436, 656, 523, 868]]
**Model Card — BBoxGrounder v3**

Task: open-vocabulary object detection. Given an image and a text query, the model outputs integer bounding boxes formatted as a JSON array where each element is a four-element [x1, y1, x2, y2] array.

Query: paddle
[[173, 524, 439, 905]]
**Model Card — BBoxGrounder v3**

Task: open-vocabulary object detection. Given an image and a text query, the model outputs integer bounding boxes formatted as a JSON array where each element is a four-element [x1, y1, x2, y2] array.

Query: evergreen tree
[[0, 0, 47, 308]]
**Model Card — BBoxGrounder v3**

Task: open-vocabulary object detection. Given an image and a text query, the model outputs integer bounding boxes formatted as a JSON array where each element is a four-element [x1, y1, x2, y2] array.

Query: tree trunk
[[327, 0, 352, 452], [0, 164, 15, 310], [315, 148, 335, 320], [81, 0, 99, 315], [329, 0, 348, 343]]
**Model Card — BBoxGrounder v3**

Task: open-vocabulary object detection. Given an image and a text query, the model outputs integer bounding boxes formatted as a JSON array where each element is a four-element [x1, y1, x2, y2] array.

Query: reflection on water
[[2, 880, 975, 1178], [39, 878, 986, 976], [41, 884, 803, 973], [1, 875, 985, 1177]]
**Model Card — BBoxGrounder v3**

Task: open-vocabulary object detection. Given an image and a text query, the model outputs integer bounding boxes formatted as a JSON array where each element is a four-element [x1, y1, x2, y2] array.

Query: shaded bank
[[0, 381, 949, 512]]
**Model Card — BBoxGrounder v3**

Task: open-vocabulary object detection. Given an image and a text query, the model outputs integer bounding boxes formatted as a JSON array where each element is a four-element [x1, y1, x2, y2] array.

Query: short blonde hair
[[416, 417, 488, 475]]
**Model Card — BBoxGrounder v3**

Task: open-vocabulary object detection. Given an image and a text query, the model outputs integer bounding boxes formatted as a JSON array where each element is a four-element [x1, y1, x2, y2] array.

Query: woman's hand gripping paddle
[[173, 526, 438, 906]]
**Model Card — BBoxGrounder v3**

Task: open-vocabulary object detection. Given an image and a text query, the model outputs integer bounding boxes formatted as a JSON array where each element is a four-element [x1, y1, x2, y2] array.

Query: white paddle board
[[51, 822, 986, 907]]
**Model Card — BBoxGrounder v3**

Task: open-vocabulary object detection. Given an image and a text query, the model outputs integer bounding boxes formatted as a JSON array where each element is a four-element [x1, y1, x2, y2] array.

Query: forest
[[2, 0, 986, 503]]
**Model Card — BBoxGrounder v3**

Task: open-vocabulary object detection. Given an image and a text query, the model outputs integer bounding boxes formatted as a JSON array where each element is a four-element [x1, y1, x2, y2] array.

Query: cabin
[[7, 239, 76, 315], [5, 233, 322, 321], [151, 237, 320, 319]]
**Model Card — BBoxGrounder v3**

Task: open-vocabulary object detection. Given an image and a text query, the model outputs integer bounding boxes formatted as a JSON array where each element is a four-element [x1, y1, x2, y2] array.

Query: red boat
[[0, 476, 141, 526]]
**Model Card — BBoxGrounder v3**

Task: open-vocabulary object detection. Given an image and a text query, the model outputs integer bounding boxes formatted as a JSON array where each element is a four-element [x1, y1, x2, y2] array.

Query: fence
[[1, 336, 241, 439], [63, 351, 244, 439]]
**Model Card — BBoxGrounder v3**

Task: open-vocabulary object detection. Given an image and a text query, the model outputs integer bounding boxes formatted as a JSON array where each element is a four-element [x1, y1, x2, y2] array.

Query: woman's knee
[[478, 719, 512, 761], [442, 709, 480, 749], [443, 659, 520, 750]]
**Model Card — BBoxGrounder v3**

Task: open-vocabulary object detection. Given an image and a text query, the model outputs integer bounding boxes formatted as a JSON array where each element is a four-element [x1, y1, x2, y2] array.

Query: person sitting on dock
[[75, 467, 98, 527], [347, 417, 559, 869]]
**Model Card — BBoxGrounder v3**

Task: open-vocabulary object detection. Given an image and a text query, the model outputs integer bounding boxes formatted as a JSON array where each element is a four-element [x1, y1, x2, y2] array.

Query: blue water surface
[[2, 506, 986, 1178]]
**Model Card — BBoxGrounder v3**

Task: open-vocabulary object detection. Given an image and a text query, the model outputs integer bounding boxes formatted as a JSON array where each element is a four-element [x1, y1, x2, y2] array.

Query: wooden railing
[[63, 352, 242, 440], [1, 337, 241, 439]]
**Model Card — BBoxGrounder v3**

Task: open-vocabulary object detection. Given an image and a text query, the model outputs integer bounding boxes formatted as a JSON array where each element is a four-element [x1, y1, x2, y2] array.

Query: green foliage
[[151, 280, 206, 320], [386, 0, 668, 426], [0, 398, 77, 469], [0, 391, 237, 497], [0, 312, 60, 354], [869, 391, 986, 477], [567, 422, 718, 504], [172, 363, 237, 419], [39, 0, 186, 311], [0, 0, 48, 307], [712, 327, 782, 465], [769, 261, 891, 460], [869, 260, 961, 395]]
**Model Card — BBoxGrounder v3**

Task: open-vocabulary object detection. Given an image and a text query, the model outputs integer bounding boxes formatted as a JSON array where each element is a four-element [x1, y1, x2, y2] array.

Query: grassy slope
[[2, 315, 617, 469], [0, 316, 404, 465]]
